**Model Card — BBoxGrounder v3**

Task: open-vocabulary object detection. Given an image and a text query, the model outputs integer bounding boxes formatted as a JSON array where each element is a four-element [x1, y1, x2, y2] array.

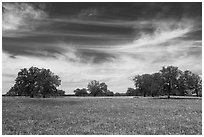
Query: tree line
[[73, 80, 114, 96], [6, 66, 202, 98], [127, 66, 202, 98]]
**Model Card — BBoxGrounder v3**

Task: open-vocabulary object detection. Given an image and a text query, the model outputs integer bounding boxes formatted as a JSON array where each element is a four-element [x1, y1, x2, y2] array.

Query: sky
[[2, 2, 202, 94]]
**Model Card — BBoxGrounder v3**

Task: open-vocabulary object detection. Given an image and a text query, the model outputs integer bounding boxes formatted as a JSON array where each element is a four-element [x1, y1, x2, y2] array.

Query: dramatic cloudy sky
[[2, 2, 202, 94]]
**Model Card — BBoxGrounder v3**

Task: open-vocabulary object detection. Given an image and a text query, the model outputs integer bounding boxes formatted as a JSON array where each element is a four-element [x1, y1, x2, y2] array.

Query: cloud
[[111, 19, 195, 51], [78, 8, 99, 17], [3, 3, 47, 36]]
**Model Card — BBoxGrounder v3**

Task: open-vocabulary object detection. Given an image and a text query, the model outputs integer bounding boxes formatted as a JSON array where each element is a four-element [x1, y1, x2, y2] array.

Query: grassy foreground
[[2, 96, 202, 135]]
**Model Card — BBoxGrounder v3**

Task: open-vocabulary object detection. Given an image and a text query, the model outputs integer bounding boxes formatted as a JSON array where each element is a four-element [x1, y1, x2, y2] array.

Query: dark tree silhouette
[[126, 87, 139, 96], [190, 73, 202, 97], [100, 82, 108, 94], [87, 80, 109, 96], [133, 74, 152, 97], [160, 66, 181, 98], [56, 89, 66, 96], [105, 90, 114, 96], [74, 88, 88, 96], [7, 66, 61, 98], [150, 72, 163, 97], [132, 66, 201, 98], [87, 80, 101, 96]]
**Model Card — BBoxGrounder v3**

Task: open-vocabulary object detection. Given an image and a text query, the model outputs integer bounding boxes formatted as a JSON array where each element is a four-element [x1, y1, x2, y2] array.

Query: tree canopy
[[160, 66, 181, 98], [86, 80, 112, 96], [7, 67, 61, 98], [74, 88, 88, 96], [130, 66, 202, 98]]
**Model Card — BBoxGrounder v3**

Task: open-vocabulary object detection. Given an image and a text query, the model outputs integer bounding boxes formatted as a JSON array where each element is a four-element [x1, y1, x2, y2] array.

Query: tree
[[131, 66, 201, 98], [133, 75, 144, 96], [87, 80, 101, 96], [190, 73, 202, 97], [56, 89, 66, 96], [87, 80, 109, 96], [160, 66, 181, 98], [36, 68, 61, 98], [99, 82, 108, 94], [126, 87, 136, 96], [150, 72, 163, 97], [13, 67, 40, 97], [177, 70, 195, 96], [114, 92, 121, 96], [177, 71, 187, 96], [114, 92, 126, 96], [74, 88, 88, 96], [7, 86, 20, 96], [105, 90, 114, 96], [133, 74, 152, 97], [177, 70, 202, 96], [126, 87, 141, 96], [8, 66, 61, 98]]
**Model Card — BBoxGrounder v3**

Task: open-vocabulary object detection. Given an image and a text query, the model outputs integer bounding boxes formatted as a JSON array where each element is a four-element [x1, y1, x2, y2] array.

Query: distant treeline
[[73, 66, 202, 98], [5, 66, 202, 98], [126, 66, 202, 97]]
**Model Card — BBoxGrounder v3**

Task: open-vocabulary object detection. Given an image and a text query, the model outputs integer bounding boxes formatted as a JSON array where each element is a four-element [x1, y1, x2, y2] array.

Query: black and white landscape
[[2, 2, 202, 135]]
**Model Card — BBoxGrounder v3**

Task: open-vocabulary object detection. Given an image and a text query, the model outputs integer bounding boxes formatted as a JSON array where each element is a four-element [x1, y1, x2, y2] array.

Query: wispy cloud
[[3, 3, 47, 36]]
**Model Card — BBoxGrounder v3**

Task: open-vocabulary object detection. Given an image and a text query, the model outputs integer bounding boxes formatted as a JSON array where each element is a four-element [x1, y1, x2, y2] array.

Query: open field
[[2, 96, 202, 135]]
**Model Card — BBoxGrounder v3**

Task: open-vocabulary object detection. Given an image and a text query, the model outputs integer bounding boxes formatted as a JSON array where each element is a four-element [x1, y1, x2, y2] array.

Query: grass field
[[2, 96, 202, 135]]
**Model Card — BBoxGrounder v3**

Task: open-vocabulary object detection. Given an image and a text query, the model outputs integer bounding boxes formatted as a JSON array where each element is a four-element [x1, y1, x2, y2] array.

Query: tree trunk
[[152, 93, 154, 97], [168, 82, 171, 99], [29, 85, 34, 98], [196, 89, 199, 97], [151, 88, 154, 97], [30, 94, 34, 98], [195, 84, 199, 97], [167, 94, 170, 98]]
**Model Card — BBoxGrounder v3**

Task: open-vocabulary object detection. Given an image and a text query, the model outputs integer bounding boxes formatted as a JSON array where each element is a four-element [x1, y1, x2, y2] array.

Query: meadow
[[2, 96, 202, 135]]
